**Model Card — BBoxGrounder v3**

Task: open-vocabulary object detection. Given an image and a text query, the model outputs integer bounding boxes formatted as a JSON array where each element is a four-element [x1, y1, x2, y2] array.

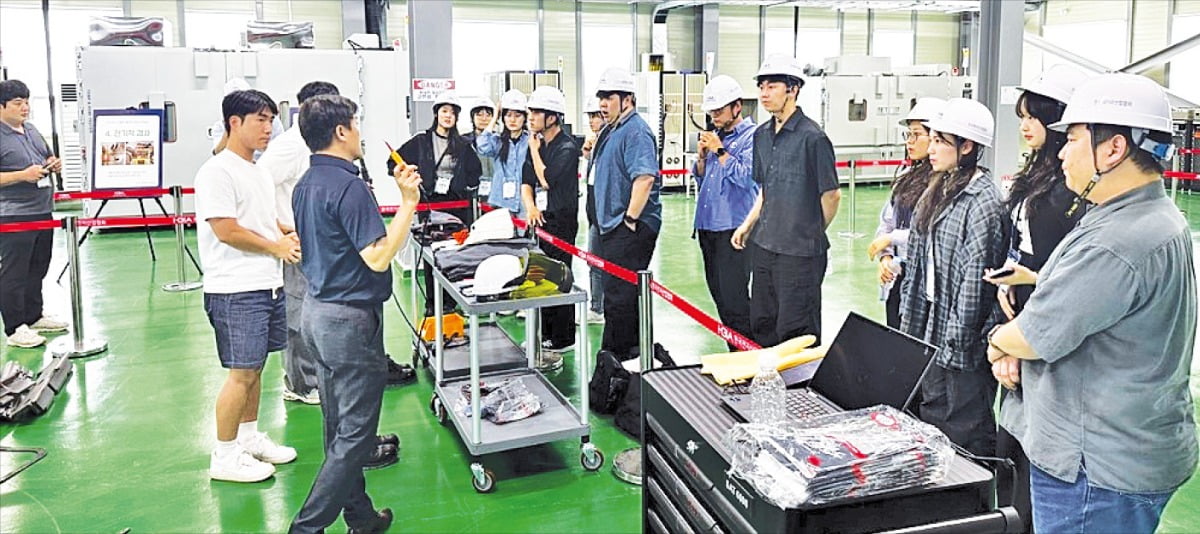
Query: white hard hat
[[224, 77, 251, 95], [1017, 64, 1092, 105], [471, 254, 526, 297], [433, 90, 461, 112], [595, 67, 637, 94], [899, 97, 947, 127], [756, 54, 805, 84], [701, 75, 743, 112], [583, 97, 601, 114], [470, 96, 495, 113], [499, 89, 527, 113], [527, 86, 566, 114], [1048, 73, 1175, 161], [462, 208, 516, 246], [923, 98, 995, 148]]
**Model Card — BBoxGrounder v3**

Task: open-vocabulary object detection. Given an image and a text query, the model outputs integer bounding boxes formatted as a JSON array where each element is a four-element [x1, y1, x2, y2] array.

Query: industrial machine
[[74, 46, 411, 216], [637, 70, 707, 188], [485, 69, 562, 101]]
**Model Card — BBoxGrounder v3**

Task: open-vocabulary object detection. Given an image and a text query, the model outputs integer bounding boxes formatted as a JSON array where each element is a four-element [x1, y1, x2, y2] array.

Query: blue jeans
[[290, 298, 387, 533], [1031, 464, 1174, 534]]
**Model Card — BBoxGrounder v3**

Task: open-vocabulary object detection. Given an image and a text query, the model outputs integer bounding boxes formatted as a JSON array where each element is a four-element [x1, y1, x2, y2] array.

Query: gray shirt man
[[0, 120, 53, 218], [1001, 181, 1197, 493]]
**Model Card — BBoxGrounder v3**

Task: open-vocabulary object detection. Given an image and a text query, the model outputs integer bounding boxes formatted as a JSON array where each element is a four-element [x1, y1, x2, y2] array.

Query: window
[[873, 30, 914, 68], [185, 11, 254, 49], [452, 20, 539, 101], [1170, 16, 1200, 106]]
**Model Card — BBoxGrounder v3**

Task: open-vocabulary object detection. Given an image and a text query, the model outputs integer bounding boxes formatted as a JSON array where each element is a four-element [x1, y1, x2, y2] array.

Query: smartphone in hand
[[985, 266, 1015, 280]]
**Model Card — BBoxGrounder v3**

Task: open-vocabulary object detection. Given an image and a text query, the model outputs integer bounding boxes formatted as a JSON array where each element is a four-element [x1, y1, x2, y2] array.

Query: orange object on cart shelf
[[419, 313, 466, 343]]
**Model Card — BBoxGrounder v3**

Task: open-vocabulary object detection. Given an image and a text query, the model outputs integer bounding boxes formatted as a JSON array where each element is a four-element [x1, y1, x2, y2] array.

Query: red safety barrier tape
[[53, 187, 196, 202], [661, 169, 689, 176], [510, 216, 762, 351], [855, 159, 908, 168], [1179, 148, 1199, 156], [1165, 171, 1199, 181], [0, 219, 62, 233], [835, 161, 850, 168], [379, 200, 472, 215]]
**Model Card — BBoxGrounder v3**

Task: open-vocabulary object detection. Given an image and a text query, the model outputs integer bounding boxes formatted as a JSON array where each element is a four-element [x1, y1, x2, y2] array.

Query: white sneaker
[[516, 310, 528, 320], [209, 448, 275, 483], [587, 311, 605, 324], [240, 431, 297, 464], [6, 325, 46, 348], [30, 315, 68, 333], [282, 388, 320, 405]]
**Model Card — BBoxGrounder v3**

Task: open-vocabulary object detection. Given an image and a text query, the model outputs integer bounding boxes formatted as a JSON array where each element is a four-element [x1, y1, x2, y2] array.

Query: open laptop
[[722, 312, 937, 423]]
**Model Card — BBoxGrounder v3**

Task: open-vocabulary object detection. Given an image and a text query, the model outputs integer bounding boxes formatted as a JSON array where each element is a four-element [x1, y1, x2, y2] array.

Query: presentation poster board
[[92, 109, 163, 190]]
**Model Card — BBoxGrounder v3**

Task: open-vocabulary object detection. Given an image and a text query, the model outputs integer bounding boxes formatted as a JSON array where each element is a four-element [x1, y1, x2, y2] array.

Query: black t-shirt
[[749, 109, 840, 257], [523, 131, 582, 218], [1010, 180, 1083, 310]]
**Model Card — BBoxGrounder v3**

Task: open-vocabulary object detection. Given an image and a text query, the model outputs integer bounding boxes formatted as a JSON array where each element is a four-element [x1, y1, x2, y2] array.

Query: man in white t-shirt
[[195, 89, 302, 483]]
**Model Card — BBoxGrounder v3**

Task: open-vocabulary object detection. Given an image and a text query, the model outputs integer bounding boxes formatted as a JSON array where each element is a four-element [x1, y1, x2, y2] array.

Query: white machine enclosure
[[636, 70, 706, 188], [75, 46, 411, 217]]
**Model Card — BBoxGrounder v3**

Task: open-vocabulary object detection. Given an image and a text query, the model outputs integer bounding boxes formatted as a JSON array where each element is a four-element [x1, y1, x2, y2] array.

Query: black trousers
[[599, 223, 658, 354], [697, 229, 751, 350], [0, 221, 53, 336], [539, 217, 578, 346], [885, 268, 905, 329], [748, 243, 826, 347], [918, 362, 998, 458]]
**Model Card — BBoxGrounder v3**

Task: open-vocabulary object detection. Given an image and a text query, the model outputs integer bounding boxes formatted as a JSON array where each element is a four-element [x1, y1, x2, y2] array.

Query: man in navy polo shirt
[[288, 94, 421, 534]]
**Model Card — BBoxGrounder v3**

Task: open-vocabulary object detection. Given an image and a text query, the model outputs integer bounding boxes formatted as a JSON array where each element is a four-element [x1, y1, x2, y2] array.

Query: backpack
[[586, 343, 676, 441]]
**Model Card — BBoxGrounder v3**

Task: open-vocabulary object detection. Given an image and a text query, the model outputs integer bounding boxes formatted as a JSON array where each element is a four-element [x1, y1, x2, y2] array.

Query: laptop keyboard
[[786, 391, 836, 420]]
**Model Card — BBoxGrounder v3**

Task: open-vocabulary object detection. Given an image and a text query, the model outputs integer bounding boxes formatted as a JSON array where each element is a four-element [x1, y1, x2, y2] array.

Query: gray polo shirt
[[0, 120, 53, 218], [1001, 181, 1197, 494]]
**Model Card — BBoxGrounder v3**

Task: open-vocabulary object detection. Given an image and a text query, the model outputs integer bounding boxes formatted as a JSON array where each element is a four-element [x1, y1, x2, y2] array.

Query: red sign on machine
[[412, 78, 456, 102]]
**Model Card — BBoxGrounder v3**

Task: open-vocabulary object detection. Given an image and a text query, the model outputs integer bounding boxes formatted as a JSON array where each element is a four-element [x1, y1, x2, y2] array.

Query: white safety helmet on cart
[[923, 98, 995, 148]]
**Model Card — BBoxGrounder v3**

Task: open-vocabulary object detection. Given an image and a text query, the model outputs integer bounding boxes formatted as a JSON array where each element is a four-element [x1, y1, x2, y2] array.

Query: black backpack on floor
[[588, 344, 676, 442]]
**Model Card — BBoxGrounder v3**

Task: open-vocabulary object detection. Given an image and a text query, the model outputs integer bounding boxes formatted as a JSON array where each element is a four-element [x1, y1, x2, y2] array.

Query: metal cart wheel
[[581, 448, 605, 472], [432, 396, 447, 425], [470, 463, 496, 493]]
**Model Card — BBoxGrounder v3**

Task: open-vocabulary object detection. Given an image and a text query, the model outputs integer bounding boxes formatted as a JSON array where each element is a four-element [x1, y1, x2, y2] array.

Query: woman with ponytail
[[899, 98, 1009, 457], [868, 98, 945, 328]]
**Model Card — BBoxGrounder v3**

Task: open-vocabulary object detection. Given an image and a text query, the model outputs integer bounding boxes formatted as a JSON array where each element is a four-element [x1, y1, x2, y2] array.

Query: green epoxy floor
[[2, 186, 1198, 533]]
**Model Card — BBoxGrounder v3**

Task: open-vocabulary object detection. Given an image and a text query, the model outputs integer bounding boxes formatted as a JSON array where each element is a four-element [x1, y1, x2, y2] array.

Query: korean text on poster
[[92, 110, 163, 190]]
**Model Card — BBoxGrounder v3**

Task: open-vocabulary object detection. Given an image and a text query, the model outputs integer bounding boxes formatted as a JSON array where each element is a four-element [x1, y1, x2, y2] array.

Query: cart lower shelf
[[414, 323, 528, 380]]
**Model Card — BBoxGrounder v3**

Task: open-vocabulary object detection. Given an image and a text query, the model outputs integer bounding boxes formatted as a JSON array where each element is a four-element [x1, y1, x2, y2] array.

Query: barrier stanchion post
[[49, 216, 108, 359], [470, 196, 481, 223], [162, 185, 202, 292], [1172, 158, 1181, 205], [838, 160, 864, 239], [614, 270, 654, 486]]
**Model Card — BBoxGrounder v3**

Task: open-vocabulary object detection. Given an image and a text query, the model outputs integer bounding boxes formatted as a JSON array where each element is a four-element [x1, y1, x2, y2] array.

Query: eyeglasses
[[902, 130, 928, 141]]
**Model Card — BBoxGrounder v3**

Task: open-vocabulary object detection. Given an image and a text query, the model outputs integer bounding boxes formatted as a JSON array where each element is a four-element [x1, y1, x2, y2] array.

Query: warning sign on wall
[[412, 78, 456, 102]]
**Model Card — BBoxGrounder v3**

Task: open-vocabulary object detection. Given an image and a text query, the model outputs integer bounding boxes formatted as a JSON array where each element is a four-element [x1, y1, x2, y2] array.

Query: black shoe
[[386, 358, 416, 387], [347, 508, 393, 534], [376, 433, 399, 447], [363, 443, 398, 470]]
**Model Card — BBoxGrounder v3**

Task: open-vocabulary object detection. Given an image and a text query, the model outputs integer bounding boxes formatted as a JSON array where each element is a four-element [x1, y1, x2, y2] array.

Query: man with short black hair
[[0, 79, 69, 348], [289, 94, 422, 534], [196, 89, 299, 483], [732, 55, 841, 347]]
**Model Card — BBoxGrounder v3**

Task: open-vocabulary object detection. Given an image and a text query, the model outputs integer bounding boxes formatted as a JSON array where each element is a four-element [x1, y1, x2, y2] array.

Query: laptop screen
[[808, 312, 937, 413]]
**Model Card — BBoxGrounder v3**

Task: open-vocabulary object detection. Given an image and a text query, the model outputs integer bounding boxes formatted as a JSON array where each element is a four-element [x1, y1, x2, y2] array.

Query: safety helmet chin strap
[[1067, 123, 1133, 217]]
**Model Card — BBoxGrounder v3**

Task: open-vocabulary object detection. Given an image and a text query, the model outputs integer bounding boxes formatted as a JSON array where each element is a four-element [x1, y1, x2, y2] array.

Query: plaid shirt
[[899, 171, 1009, 371]]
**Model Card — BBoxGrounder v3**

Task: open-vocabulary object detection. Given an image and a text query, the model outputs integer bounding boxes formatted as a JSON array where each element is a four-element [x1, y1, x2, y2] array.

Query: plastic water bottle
[[749, 353, 787, 424]]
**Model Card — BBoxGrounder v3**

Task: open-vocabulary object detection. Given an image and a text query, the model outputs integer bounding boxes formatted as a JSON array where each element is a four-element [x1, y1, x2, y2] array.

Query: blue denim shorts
[[203, 288, 287, 369]]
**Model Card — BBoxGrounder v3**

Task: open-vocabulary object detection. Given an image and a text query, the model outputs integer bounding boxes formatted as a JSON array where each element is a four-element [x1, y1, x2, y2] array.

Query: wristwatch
[[987, 323, 1005, 349], [715, 147, 727, 157], [623, 214, 639, 228]]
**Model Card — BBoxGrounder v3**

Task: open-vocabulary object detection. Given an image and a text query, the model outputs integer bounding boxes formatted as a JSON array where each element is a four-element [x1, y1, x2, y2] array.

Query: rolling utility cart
[[412, 243, 603, 493]]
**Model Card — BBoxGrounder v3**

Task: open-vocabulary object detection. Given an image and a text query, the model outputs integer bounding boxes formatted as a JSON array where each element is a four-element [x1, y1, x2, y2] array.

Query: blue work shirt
[[692, 117, 757, 232], [293, 154, 391, 305], [476, 130, 529, 215], [589, 110, 662, 234]]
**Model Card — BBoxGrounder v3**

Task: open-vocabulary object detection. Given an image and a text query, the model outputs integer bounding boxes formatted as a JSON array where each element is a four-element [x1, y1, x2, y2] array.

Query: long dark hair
[[1008, 91, 1067, 216], [428, 103, 468, 156], [914, 132, 983, 234], [497, 110, 527, 163], [892, 158, 933, 214]]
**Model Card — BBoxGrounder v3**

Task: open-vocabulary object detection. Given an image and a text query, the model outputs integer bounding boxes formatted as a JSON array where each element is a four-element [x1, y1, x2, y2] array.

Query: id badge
[[502, 181, 517, 199], [434, 175, 452, 195], [587, 166, 596, 186], [535, 189, 548, 211], [37, 176, 51, 188]]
